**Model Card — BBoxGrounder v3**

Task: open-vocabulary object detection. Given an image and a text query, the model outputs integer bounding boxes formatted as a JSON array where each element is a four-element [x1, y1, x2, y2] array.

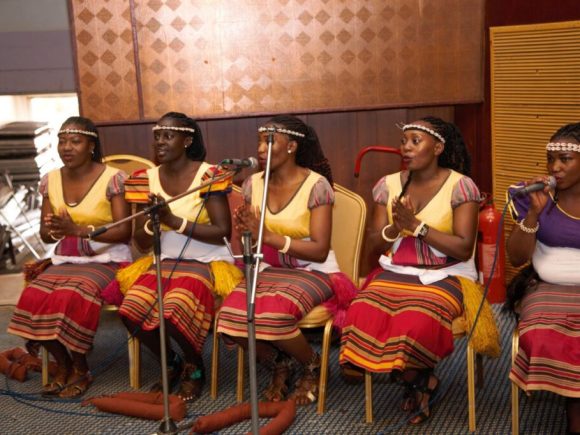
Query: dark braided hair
[[421, 116, 472, 176], [60, 116, 102, 162], [158, 112, 206, 161], [550, 122, 580, 143], [266, 115, 333, 185]]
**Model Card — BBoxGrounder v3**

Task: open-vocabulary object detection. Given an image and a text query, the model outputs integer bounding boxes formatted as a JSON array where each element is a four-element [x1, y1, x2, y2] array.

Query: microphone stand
[[89, 169, 235, 434]]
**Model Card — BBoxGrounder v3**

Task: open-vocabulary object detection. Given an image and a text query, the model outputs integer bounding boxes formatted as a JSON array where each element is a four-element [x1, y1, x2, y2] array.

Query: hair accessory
[[58, 129, 98, 138], [152, 125, 195, 133], [86, 225, 96, 240], [381, 224, 401, 243], [402, 124, 446, 144], [258, 126, 305, 138], [279, 235, 292, 254], [176, 218, 187, 234], [546, 142, 580, 153], [143, 219, 154, 236], [517, 219, 539, 234]]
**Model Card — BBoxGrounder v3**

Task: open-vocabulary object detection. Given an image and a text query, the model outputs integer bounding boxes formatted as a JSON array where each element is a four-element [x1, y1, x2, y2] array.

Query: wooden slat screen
[[490, 20, 580, 281]]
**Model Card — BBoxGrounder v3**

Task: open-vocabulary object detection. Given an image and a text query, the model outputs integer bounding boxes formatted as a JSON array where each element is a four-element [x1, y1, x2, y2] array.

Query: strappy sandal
[[400, 385, 417, 413], [59, 369, 93, 399], [408, 372, 439, 425], [42, 366, 69, 397], [149, 352, 183, 394], [176, 362, 204, 403], [263, 357, 293, 402], [289, 353, 320, 406]]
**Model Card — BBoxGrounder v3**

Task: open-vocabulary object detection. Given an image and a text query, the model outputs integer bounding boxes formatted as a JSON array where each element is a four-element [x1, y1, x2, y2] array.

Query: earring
[[287, 149, 292, 154]]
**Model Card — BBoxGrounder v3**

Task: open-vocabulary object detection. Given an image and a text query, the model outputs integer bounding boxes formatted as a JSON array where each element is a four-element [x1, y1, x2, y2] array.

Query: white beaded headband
[[58, 128, 98, 138], [402, 123, 446, 144], [258, 126, 305, 138], [546, 142, 580, 153], [152, 125, 196, 133]]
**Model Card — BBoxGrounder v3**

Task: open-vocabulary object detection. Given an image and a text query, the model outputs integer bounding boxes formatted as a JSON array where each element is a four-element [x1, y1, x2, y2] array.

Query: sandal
[[42, 366, 69, 397], [149, 352, 183, 394], [263, 355, 293, 402], [176, 362, 204, 403], [400, 385, 417, 413], [408, 372, 439, 425], [340, 362, 364, 384], [289, 353, 320, 406], [59, 369, 93, 399]]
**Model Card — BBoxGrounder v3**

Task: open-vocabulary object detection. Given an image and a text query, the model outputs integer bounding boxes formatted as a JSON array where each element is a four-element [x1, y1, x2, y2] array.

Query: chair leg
[[210, 316, 220, 399], [511, 329, 520, 434], [41, 347, 49, 386], [476, 353, 484, 389], [316, 318, 333, 415], [467, 342, 476, 432], [128, 333, 141, 389], [237, 346, 245, 403], [365, 370, 373, 423]]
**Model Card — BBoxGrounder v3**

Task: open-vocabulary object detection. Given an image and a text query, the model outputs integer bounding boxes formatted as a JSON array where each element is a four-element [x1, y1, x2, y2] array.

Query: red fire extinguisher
[[477, 194, 506, 303]]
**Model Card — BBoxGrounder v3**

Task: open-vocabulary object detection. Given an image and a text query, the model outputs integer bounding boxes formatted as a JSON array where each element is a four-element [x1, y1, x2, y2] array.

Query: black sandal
[[408, 372, 439, 425], [149, 352, 183, 394]]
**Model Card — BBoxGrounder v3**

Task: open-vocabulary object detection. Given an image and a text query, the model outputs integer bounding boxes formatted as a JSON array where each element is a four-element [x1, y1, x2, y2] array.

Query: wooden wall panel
[[72, 0, 484, 122]]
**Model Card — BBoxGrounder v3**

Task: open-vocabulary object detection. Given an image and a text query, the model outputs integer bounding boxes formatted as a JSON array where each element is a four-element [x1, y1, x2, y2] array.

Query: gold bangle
[[279, 235, 292, 254], [49, 231, 64, 242], [176, 217, 187, 234], [517, 219, 539, 234], [381, 224, 400, 243], [86, 225, 96, 240], [143, 219, 154, 236]]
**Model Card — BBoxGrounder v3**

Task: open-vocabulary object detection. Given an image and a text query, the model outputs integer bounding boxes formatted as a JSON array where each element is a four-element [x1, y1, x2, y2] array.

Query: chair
[[210, 183, 367, 415], [363, 308, 482, 432], [41, 154, 155, 389], [511, 329, 520, 434]]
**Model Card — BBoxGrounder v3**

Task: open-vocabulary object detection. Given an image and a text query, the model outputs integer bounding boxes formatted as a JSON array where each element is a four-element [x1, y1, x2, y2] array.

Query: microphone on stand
[[511, 176, 556, 197], [220, 157, 259, 169]]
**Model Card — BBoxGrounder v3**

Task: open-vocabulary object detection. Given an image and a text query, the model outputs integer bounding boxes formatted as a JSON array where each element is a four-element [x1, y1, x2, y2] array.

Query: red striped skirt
[[118, 259, 214, 354], [7, 262, 119, 354], [216, 267, 333, 341], [510, 282, 580, 398], [339, 270, 463, 372]]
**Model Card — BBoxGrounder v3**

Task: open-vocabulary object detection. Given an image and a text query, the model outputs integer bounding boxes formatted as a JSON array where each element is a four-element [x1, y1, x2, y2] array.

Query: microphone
[[220, 156, 259, 169], [512, 176, 556, 197]]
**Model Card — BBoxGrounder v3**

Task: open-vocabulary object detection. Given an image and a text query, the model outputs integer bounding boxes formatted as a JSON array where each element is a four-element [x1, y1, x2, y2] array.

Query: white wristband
[[381, 225, 400, 243], [413, 222, 426, 238], [176, 217, 188, 234], [279, 235, 292, 254]]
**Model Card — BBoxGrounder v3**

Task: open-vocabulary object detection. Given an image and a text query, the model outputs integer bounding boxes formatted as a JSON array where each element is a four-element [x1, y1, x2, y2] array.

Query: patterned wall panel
[[72, 0, 483, 121], [70, 0, 140, 121]]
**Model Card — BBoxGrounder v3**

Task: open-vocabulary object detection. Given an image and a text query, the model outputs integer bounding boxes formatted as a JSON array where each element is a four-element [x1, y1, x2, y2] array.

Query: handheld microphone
[[220, 157, 259, 169], [512, 176, 556, 197]]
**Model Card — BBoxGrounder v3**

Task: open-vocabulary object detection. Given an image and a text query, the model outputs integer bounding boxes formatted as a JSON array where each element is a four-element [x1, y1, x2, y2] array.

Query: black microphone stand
[[89, 170, 234, 434]]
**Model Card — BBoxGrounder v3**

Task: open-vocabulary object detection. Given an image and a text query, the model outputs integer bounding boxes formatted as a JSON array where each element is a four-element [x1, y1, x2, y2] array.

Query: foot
[[59, 369, 93, 399], [400, 385, 417, 413], [149, 353, 183, 393], [289, 353, 320, 406], [25, 340, 41, 358], [340, 362, 364, 384], [176, 362, 204, 403], [263, 358, 293, 402], [42, 365, 69, 397], [408, 374, 439, 425]]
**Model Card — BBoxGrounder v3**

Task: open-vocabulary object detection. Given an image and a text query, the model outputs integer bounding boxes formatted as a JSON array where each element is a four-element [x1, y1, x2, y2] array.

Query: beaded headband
[[258, 126, 305, 138], [58, 128, 98, 138], [546, 142, 580, 153], [152, 125, 196, 133], [402, 124, 446, 144]]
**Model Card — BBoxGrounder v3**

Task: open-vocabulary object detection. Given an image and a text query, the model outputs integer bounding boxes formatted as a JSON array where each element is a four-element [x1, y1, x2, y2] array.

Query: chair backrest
[[102, 154, 155, 174], [331, 184, 366, 283]]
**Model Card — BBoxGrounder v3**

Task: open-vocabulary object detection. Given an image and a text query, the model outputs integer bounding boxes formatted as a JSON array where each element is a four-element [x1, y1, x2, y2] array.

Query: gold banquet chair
[[41, 154, 155, 389], [511, 329, 520, 434], [210, 183, 367, 415]]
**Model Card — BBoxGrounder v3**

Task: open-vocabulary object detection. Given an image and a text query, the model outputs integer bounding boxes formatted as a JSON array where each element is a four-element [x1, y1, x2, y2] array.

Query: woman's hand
[[147, 193, 178, 228], [44, 209, 79, 238], [391, 195, 420, 233], [523, 176, 552, 216], [233, 204, 261, 240]]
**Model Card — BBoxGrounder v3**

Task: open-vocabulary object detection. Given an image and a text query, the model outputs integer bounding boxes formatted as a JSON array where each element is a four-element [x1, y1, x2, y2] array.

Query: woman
[[119, 112, 236, 403], [506, 122, 580, 433], [339, 117, 482, 424], [217, 115, 354, 406], [7, 116, 132, 398]]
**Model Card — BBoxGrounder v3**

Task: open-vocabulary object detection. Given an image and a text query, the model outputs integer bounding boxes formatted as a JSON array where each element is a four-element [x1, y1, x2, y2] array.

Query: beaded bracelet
[[517, 219, 539, 234], [143, 219, 154, 236], [279, 235, 292, 254], [381, 224, 400, 243]]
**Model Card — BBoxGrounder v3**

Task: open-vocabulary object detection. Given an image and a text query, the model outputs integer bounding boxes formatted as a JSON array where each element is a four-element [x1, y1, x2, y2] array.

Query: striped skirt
[[339, 270, 463, 372], [217, 267, 333, 341], [510, 282, 580, 398], [7, 262, 119, 354], [119, 259, 215, 354]]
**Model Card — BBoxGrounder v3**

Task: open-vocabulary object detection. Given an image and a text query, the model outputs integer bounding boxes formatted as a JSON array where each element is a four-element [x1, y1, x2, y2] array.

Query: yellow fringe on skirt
[[116, 256, 154, 295], [457, 276, 501, 358]]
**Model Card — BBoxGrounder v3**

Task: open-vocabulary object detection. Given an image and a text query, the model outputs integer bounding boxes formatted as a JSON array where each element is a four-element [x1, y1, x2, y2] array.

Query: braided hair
[[158, 112, 206, 161], [550, 122, 580, 143], [60, 116, 102, 162], [267, 115, 333, 185]]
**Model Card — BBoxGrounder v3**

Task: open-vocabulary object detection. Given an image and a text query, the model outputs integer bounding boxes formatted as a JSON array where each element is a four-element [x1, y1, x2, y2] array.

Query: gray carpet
[[0, 305, 566, 434]]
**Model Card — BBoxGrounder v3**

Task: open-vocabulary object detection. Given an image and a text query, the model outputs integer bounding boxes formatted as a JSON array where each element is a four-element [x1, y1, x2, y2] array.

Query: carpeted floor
[[0, 305, 566, 434]]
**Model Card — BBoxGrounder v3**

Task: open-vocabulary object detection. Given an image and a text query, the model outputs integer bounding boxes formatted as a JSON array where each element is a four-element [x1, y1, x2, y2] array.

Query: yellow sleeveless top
[[250, 170, 325, 239], [385, 170, 465, 236], [47, 165, 121, 227]]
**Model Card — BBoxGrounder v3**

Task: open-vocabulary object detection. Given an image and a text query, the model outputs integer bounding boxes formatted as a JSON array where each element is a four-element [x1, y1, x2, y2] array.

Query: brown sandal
[[289, 353, 320, 406], [263, 357, 293, 402], [42, 366, 69, 397], [58, 369, 93, 399], [149, 353, 183, 394], [176, 362, 204, 403]]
